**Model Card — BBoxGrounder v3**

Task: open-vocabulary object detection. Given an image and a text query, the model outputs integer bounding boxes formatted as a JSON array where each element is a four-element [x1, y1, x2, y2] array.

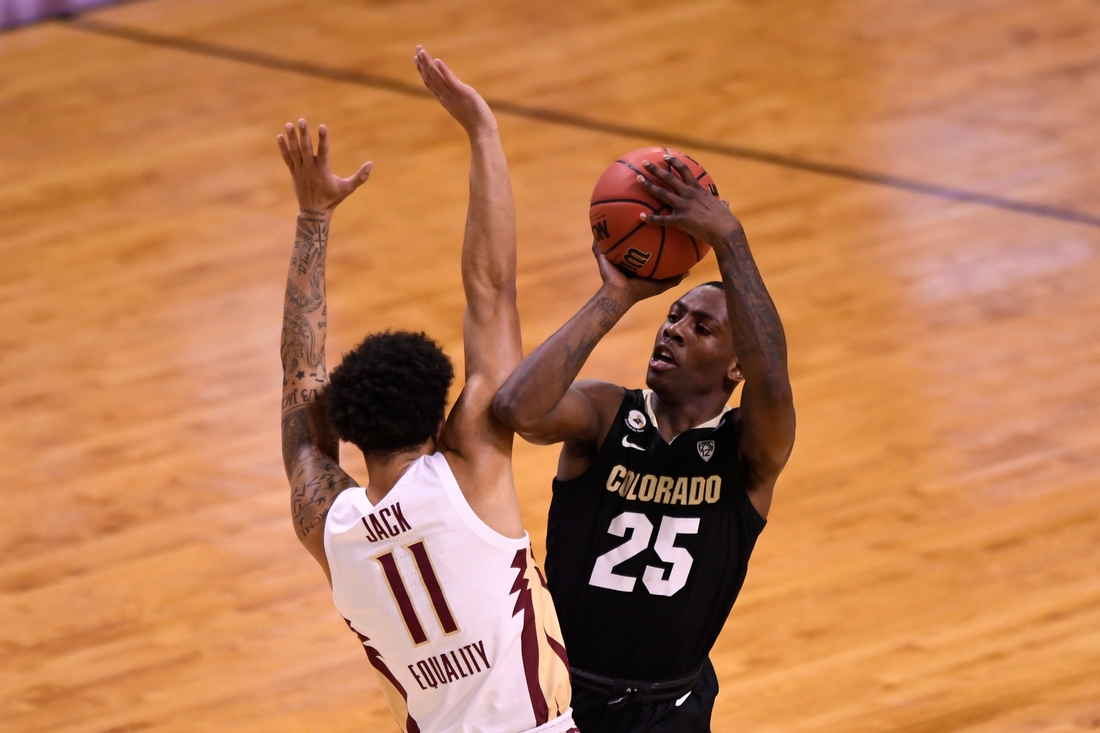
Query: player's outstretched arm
[[639, 156, 795, 516], [277, 119, 372, 578], [413, 47, 525, 534], [493, 244, 683, 447]]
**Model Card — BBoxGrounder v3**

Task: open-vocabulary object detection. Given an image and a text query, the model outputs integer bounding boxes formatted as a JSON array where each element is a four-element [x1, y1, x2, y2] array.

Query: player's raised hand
[[414, 46, 497, 138], [277, 119, 372, 212], [592, 240, 686, 304], [637, 156, 739, 244]]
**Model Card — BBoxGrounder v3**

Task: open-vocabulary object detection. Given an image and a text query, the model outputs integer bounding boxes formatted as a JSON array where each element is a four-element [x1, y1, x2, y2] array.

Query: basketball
[[589, 147, 719, 280]]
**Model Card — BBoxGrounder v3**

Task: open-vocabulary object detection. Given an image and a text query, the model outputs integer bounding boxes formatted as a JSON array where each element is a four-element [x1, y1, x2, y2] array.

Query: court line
[[66, 16, 1100, 230]]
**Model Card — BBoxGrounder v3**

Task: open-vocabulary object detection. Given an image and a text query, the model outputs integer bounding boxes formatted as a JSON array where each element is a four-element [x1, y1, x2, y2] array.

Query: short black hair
[[701, 280, 723, 290], [326, 330, 454, 457]]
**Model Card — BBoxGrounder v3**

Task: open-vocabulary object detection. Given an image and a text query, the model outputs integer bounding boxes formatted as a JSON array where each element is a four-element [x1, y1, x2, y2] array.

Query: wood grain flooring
[[1, 1, 1098, 731]]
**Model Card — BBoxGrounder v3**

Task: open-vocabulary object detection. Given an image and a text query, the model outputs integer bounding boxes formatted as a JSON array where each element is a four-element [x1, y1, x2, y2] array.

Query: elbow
[[493, 387, 545, 436], [492, 388, 522, 431], [755, 375, 794, 412]]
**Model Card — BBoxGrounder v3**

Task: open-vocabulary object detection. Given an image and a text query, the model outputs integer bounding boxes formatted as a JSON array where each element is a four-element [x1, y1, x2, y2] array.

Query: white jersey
[[324, 452, 574, 733]]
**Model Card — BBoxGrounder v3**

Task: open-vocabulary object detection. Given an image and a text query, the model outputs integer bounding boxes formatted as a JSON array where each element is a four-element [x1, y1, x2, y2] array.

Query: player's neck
[[363, 438, 436, 504], [649, 390, 729, 442]]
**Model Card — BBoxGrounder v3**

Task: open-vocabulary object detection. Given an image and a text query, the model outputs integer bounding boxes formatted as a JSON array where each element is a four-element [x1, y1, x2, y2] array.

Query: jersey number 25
[[589, 512, 699, 597]]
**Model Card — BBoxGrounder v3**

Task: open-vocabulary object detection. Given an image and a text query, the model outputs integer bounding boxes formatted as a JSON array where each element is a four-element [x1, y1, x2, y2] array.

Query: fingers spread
[[284, 122, 302, 164], [345, 161, 374, 190], [276, 134, 293, 168], [665, 155, 699, 186], [637, 174, 677, 205], [641, 212, 675, 226], [317, 124, 330, 166], [298, 119, 314, 160], [642, 159, 685, 194]]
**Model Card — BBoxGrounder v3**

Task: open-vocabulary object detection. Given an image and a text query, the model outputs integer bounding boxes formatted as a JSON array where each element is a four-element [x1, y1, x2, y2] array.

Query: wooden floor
[[3, 1, 1099, 731]]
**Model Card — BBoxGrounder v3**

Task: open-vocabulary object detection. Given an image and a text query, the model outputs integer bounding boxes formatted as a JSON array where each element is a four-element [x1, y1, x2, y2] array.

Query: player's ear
[[727, 358, 743, 383], [432, 419, 445, 444]]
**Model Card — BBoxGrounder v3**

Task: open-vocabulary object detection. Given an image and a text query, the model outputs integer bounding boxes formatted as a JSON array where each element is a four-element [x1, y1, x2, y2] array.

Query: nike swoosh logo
[[621, 436, 646, 451], [676, 691, 691, 706]]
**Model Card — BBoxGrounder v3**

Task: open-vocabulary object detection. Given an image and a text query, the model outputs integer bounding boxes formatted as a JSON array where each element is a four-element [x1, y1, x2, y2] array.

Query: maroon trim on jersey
[[408, 541, 458, 633], [533, 557, 570, 668], [343, 618, 421, 733], [546, 633, 569, 669], [510, 549, 549, 726], [378, 552, 428, 644]]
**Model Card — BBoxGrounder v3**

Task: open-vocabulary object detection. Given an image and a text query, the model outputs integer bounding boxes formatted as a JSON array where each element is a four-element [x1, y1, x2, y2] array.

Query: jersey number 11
[[377, 541, 459, 645]]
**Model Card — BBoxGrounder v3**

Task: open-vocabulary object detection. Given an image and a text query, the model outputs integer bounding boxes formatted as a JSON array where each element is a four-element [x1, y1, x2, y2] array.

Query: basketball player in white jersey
[[277, 48, 576, 733]]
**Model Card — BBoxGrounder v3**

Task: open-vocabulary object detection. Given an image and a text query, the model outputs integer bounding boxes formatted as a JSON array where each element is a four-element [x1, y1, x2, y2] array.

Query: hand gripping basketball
[[589, 147, 721, 279], [638, 156, 740, 245], [591, 240, 686, 304]]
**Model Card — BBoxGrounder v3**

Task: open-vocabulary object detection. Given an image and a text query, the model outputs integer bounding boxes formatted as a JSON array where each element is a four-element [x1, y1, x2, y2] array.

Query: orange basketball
[[590, 147, 719, 279]]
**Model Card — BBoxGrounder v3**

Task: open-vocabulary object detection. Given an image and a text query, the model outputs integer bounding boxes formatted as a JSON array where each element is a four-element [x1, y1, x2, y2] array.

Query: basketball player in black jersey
[[494, 156, 796, 733]]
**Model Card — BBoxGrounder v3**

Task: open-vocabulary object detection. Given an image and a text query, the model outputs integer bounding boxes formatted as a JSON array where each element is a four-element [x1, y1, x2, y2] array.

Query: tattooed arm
[[492, 242, 683, 472], [639, 156, 795, 517], [277, 119, 372, 579]]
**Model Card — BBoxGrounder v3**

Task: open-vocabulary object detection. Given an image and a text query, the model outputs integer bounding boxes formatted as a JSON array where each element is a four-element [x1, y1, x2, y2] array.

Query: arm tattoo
[[557, 295, 627, 389], [289, 455, 356, 541], [281, 309, 321, 374], [281, 217, 330, 378], [283, 405, 356, 541], [293, 217, 329, 274], [594, 296, 626, 330], [282, 407, 311, 475], [717, 236, 787, 369], [281, 213, 354, 543]]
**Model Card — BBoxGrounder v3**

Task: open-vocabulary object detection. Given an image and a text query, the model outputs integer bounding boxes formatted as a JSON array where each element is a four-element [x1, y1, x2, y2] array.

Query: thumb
[[345, 161, 374, 190], [591, 241, 615, 269]]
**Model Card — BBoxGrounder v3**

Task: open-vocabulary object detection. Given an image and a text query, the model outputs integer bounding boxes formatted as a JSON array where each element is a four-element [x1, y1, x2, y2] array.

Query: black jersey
[[545, 389, 766, 681]]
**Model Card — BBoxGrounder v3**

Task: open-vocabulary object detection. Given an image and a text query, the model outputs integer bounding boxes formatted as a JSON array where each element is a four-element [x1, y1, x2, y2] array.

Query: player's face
[[645, 286, 739, 398]]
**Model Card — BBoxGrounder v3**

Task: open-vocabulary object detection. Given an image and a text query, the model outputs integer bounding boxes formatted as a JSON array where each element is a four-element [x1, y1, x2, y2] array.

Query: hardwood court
[[2, 1, 1099, 731]]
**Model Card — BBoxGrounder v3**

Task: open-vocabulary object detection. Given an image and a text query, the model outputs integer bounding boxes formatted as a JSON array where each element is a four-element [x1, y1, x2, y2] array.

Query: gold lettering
[[705, 476, 721, 503], [689, 477, 705, 505], [671, 477, 689, 505], [637, 474, 657, 502], [625, 473, 639, 501], [655, 476, 673, 504], [606, 465, 627, 493]]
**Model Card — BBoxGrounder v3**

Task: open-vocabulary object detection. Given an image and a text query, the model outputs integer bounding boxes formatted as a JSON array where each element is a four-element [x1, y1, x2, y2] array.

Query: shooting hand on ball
[[593, 241, 685, 305], [637, 156, 740, 244]]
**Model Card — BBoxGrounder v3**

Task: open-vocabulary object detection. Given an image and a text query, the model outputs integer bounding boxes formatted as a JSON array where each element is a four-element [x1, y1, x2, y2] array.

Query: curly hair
[[326, 331, 455, 456]]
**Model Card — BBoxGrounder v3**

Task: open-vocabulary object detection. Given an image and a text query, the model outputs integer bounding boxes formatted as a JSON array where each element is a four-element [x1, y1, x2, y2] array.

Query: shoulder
[[572, 380, 630, 416], [572, 380, 635, 441], [720, 406, 742, 432]]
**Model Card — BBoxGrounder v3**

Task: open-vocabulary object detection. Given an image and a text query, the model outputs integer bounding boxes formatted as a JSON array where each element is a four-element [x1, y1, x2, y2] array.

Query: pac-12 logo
[[697, 440, 715, 462], [626, 410, 647, 432]]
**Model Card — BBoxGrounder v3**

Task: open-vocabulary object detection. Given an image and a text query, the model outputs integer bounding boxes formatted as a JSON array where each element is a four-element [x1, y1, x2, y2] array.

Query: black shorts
[[570, 658, 718, 733]]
